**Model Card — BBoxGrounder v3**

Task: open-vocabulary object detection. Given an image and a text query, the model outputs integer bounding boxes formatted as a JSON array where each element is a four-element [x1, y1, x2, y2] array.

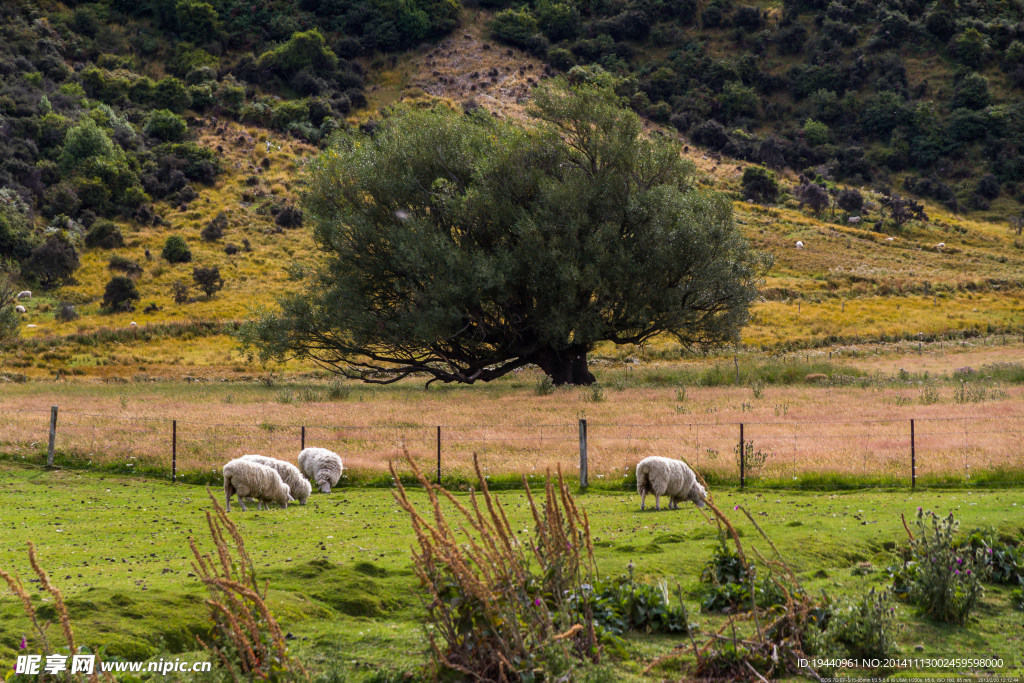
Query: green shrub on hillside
[[143, 109, 188, 141], [161, 235, 192, 263]]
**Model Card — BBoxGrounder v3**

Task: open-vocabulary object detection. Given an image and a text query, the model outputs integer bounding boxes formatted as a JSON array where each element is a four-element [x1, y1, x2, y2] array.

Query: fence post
[[578, 418, 588, 488], [301, 425, 306, 451], [172, 420, 177, 483], [739, 423, 745, 490], [47, 405, 58, 467], [436, 426, 441, 485], [910, 419, 916, 490]]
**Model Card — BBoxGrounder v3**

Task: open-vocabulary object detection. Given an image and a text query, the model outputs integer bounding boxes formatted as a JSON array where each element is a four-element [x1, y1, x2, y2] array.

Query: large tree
[[241, 80, 769, 385]]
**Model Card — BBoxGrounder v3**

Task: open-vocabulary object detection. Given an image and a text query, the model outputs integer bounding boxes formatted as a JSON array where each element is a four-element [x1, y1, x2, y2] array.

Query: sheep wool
[[635, 456, 708, 512], [298, 447, 343, 493], [223, 458, 293, 511], [241, 454, 312, 504]]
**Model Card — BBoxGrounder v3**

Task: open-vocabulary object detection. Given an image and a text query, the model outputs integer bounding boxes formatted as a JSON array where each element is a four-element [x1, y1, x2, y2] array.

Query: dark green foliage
[[741, 166, 779, 203], [192, 265, 224, 297], [699, 535, 786, 613], [952, 73, 991, 111], [243, 80, 768, 386], [489, 9, 538, 49], [108, 255, 143, 275], [568, 569, 690, 637], [161, 235, 192, 263], [85, 219, 124, 249], [949, 28, 989, 68], [143, 109, 188, 142], [893, 510, 984, 625], [0, 265, 20, 342], [0, 191, 38, 262], [823, 588, 896, 659], [153, 77, 192, 113], [881, 193, 926, 228], [836, 188, 863, 214], [23, 235, 80, 288], [258, 30, 338, 78], [55, 302, 79, 322], [102, 275, 140, 312], [794, 181, 828, 214], [174, 0, 219, 43], [201, 212, 228, 241]]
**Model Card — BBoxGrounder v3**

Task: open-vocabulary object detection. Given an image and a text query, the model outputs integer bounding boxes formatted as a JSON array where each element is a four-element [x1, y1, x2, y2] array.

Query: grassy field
[[0, 461, 1022, 680], [2, 344, 1022, 487]]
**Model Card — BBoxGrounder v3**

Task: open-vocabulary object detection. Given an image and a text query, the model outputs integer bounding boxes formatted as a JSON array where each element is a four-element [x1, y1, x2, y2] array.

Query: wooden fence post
[[301, 425, 306, 451], [172, 420, 177, 483], [910, 419, 916, 490], [739, 422, 745, 490], [47, 406, 58, 467], [578, 418, 588, 488], [436, 426, 441, 485]]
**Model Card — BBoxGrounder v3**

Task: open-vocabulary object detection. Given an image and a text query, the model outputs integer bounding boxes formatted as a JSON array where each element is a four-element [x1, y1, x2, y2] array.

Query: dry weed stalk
[[189, 489, 306, 681], [390, 452, 600, 681], [1, 542, 106, 683], [644, 499, 825, 681]]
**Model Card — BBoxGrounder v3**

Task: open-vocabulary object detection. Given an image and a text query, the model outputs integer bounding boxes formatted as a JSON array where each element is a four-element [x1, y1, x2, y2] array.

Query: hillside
[[1, 3, 1023, 380]]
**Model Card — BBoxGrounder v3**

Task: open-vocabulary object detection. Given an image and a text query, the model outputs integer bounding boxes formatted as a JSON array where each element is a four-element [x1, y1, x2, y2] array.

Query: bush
[[161, 235, 192, 263], [741, 166, 779, 203], [894, 509, 984, 625], [824, 588, 897, 658], [201, 212, 228, 241], [171, 280, 191, 304], [699, 534, 786, 613], [23, 236, 79, 288], [55, 302, 79, 322], [952, 72, 990, 111], [102, 275, 139, 312], [274, 205, 303, 228], [192, 265, 224, 297], [1, 189, 40, 262], [108, 255, 142, 275], [143, 109, 188, 142], [258, 29, 338, 78], [837, 188, 864, 213], [154, 77, 192, 113], [85, 220, 124, 249], [975, 174, 1000, 200], [803, 118, 829, 146], [59, 117, 116, 172], [949, 28, 989, 68], [690, 119, 729, 151], [489, 8, 539, 49], [794, 181, 829, 214]]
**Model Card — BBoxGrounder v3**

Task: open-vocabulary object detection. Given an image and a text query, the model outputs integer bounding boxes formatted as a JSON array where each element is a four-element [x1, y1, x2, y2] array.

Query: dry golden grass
[[2, 359, 1021, 481]]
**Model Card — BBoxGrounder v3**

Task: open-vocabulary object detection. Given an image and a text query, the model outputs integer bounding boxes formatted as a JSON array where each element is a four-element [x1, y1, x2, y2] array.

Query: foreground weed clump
[[391, 453, 639, 679], [894, 509, 984, 625], [823, 587, 897, 659], [189, 490, 307, 680]]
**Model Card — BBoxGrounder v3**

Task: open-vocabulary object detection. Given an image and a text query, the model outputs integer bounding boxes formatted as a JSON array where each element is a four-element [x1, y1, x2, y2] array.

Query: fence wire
[[1, 407, 1021, 487]]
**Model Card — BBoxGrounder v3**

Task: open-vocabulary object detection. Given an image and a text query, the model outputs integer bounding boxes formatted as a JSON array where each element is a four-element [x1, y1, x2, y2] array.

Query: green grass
[[1, 462, 1022, 680]]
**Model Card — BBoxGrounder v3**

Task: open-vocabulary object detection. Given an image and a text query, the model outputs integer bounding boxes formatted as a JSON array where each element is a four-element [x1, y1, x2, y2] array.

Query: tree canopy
[[241, 80, 769, 385]]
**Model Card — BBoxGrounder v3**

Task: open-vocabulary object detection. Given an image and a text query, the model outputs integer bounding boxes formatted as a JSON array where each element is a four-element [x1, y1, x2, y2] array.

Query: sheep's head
[[690, 482, 708, 509]]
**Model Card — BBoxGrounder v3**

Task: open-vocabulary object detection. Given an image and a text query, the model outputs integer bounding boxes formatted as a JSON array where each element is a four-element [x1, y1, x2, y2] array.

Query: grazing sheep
[[936, 242, 945, 249], [128, 322, 138, 327], [16, 291, 31, 300], [848, 216, 861, 224], [636, 456, 707, 511], [25, 324, 37, 328], [14, 305, 25, 314], [223, 458, 293, 511], [885, 237, 894, 242], [795, 240, 804, 249], [241, 454, 311, 504], [298, 447, 343, 493]]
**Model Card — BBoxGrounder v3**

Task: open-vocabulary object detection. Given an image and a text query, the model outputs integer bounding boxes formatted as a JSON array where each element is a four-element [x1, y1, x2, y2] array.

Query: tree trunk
[[531, 345, 596, 385]]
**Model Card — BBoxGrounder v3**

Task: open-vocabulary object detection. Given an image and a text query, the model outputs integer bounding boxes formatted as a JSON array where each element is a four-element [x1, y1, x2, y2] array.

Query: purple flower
[[957, 558, 963, 565], [966, 569, 971, 576], [534, 598, 542, 606], [954, 569, 960, 575], [733, 505, 740, 511], [917, 507, 922, 511], [988, 548, 993, 554], [19, 636, 27, 650]]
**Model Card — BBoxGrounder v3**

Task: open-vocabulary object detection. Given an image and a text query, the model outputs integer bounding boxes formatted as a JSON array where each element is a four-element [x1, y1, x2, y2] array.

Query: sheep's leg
[[640, 490, 646, 511], [238, 496, 247, 512], [654, 493, 661, 511]]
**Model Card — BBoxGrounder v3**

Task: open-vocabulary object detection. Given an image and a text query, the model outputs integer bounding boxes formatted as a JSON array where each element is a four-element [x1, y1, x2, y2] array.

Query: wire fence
[[0, 406, 1022, 487]]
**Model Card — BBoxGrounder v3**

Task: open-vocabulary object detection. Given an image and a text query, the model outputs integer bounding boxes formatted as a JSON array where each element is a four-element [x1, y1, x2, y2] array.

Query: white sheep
[[848, 216, 861, 224], [223, 458, 293, 511], [885, 237, 894, 242], [15, 305, 26, 314], [25, 324, 37, 328], [298, 447, 343, 493], [129, 322, 138, 327], [936, 242, 945, 249], [241, 454, 311, 504], [636, 456, 708, 512], [795, 240, 804, 249], [16, 291, 31, 300]]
